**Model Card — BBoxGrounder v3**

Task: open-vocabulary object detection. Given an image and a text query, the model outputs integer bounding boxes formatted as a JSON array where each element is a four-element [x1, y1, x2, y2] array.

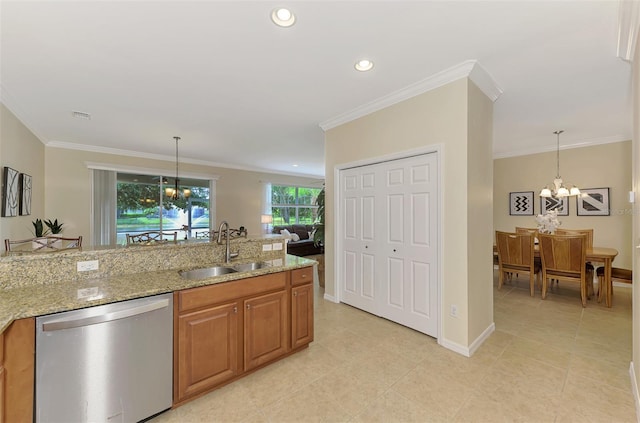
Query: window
[[271, 185, 321, 225], [116, 173, 210, 243]]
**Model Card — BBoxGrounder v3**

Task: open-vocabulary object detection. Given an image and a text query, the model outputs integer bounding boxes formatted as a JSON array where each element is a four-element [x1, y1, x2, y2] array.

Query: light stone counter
[[0, 237, 316, 333]]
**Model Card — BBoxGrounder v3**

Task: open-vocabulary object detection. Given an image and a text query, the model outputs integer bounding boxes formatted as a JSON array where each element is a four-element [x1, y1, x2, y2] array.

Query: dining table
[[493, 244, 619, 307]]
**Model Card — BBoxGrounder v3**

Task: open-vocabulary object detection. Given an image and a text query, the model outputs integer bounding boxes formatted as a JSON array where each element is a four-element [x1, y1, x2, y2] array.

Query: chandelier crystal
[[539, 130, 580, 198], [165, 136, 191, 201]]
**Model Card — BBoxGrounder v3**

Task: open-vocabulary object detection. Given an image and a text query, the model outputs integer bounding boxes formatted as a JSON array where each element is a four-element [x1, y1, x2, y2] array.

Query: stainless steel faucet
[[217, 221, 239, 263]]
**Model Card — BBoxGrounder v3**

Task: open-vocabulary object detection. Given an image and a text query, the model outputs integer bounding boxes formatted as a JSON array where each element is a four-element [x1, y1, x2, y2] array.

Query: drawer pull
[[233, 306, 237, 313], [293, 292, 298, 297], [246, 304, 251, 310]]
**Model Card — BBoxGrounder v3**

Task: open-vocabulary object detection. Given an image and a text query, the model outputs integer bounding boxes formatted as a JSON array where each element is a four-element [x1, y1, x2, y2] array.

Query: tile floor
[[152, 272, 636, 422]]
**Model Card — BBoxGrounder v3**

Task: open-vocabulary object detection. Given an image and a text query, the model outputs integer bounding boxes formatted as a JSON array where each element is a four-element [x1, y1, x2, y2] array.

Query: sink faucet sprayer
[[217, 221, 239, 263]]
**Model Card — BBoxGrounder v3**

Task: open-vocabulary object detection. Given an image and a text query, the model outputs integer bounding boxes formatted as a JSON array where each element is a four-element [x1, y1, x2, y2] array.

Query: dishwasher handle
[[42, 298, 170, 332]]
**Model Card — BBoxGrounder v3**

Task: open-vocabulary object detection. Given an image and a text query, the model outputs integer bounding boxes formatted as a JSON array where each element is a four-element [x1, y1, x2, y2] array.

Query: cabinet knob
[[233, 306, 237, 313], [246, 304, 251, 310], [293, 291, 298, 297]]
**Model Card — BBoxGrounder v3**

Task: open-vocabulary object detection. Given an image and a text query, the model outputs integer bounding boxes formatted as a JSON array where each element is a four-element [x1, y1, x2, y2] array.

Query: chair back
[[5, 236, 83, 252], [538, 234, 587, 279], [125, 231, 177, 245], [515, 227, 538, 236], [495, 231, 536, 271], [554, 228, 593, 249]]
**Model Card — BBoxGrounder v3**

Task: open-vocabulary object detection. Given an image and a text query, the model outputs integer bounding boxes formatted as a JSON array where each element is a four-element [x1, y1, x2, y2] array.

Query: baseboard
[[630, 362, 640, 423], [438, 322, 495, 357], [323, 292, 338, 303]]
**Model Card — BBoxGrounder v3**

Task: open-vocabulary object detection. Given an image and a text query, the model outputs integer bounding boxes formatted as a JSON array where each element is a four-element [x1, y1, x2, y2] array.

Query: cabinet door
[[177, 302, 239, 402], [244, 290, 288, 371], [291, 283, 314, 349], [3, 318, 34, 423]]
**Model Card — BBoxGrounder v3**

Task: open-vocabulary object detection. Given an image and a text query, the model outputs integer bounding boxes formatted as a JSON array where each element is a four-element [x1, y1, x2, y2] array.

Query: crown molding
[[493, 134, 631, 159], [46, 141, 324, 179], [319, 60, 503, 131], [616, 0, 640, 61]]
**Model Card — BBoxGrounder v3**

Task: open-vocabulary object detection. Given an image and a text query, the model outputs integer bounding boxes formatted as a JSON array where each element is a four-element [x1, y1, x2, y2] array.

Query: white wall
[[0, 104, 45, 242]]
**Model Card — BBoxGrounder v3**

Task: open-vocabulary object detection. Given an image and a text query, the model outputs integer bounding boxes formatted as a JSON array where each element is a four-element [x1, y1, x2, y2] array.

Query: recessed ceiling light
[[292, 164, 299, 167], [271, 7, 296, 27], [354, 59, 374, 72]]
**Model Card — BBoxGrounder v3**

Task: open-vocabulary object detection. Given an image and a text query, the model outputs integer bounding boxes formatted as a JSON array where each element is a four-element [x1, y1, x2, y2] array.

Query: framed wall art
[[577, 187, 610, 216], [2, 166, 19, 217], [540, 196, 569, 216], [509, 191, 534, 215], [19, 173, 32, 216]]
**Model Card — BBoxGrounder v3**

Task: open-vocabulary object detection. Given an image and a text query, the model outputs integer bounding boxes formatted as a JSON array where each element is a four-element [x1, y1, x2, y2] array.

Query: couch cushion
[[292, 224, 309, 240]]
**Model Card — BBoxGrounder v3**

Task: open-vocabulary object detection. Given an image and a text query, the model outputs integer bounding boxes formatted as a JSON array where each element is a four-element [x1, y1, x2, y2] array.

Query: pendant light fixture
[[165, 136, 191, 200], [539, 130, 580, 198]]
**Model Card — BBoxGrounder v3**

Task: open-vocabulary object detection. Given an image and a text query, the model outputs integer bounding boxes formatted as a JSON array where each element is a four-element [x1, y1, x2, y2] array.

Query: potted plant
[[44, 218, 64, 235], [32, 218, 51, 250]]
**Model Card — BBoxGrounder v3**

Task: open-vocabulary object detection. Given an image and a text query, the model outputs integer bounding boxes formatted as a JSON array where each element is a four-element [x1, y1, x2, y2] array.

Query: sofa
[[272, 224, 323, 257]]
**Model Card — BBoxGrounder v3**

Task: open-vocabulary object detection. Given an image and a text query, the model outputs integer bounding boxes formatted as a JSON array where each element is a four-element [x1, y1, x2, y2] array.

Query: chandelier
[[539, 130, 580, 198], [165, 136, 191, 200]]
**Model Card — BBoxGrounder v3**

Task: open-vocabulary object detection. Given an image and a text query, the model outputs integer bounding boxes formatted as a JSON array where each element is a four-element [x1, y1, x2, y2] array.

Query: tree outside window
[[271, 185, 321, 225]]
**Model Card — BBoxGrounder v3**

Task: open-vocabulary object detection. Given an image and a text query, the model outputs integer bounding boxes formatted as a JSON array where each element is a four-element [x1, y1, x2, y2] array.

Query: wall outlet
[[272, 242, 283, 251], [450, 304, 458, 318], [262, 244, 273, 252], [77, 260, 99, 272]]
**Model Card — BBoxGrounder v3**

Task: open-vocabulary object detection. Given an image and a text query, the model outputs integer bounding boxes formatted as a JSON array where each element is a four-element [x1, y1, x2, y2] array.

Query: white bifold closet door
[[340, 153, 439, 337]]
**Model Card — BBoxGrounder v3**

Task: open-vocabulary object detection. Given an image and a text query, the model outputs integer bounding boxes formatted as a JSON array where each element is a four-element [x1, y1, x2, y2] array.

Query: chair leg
[[530, 273, 535, 297], [498, 270, 504, 290], [580, 280, 587, 307], [597, 275, 604, 303], [541, 276, 547, 299]]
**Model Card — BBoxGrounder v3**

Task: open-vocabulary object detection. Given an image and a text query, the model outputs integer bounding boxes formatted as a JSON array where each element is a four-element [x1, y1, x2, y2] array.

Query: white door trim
[[333, 144, 443, 340]]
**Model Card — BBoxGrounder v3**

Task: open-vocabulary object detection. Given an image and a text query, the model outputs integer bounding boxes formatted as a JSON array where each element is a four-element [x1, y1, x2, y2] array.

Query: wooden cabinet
[[291, 266, 314, 349], [244, 290, 288, 371], [2, 318, 35, 423], [176, 301, 240, 401], [291, 283, 314, 349], [174, 272, 289, 404]]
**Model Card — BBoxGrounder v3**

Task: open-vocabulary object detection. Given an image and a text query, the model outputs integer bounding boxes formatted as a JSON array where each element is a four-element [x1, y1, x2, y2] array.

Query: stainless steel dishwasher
[[35, 293, 173, 423]]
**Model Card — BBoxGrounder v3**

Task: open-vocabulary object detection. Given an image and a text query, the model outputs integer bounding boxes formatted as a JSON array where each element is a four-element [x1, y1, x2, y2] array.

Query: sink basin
[[232, 262, 270, 272], [179, 266, 237, 280]]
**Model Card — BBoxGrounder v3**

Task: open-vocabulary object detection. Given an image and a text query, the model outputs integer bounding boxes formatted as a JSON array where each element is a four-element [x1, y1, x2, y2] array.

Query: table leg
[[605, 258, 613, 308]]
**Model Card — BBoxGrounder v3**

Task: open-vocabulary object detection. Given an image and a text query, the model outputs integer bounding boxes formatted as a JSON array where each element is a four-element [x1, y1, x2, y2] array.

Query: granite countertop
[[0, 255, 317, 333]]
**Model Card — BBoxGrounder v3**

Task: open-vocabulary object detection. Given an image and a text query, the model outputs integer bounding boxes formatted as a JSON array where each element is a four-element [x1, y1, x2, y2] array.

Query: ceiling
[[0, 1, 632, 179]]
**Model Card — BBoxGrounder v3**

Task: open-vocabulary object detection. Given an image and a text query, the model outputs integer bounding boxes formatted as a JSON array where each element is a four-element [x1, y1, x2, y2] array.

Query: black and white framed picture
[[509, 191, 534, 215], [2, 166, 19, 217], [541, 196, 569, 216], [19, 173, 31, 216], [577, 187, 610, 216]]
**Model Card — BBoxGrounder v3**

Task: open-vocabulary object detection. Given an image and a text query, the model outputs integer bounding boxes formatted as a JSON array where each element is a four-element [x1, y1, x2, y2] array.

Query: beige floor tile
[[351, 390, 443, 423], [505, 336, 573, 369], [174, 381, 260, 422], [453, 384, 559, 423], [391, 364, 474, 420], [262, 383, 351, 423], [560, 373, 636, 422], [567, 354, 632, 391]]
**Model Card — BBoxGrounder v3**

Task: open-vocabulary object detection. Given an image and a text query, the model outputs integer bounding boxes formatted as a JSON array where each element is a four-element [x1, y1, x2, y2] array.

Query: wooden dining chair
[[538, 233, 589, 307], [495, 231, 540, 296], [596, 267, 632, 307], [555, 228, 596, 294], [5, 236, 83, 252], [125, 231, 177, 245]]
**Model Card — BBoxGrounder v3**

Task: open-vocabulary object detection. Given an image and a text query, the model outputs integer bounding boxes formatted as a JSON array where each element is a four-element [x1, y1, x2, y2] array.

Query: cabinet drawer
[[291, 266, 313, 286], [179, 272, 286, 312]]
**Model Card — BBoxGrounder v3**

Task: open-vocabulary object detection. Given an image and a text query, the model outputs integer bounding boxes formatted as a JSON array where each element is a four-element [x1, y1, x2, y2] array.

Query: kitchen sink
[[178, 266, 237, 280], [232, 261, 270, 272], [178, 262, 270, 280]]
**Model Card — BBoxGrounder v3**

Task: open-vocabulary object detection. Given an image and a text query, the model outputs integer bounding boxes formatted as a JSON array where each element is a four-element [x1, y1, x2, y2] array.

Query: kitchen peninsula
[[0, 236, 316, 421]]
